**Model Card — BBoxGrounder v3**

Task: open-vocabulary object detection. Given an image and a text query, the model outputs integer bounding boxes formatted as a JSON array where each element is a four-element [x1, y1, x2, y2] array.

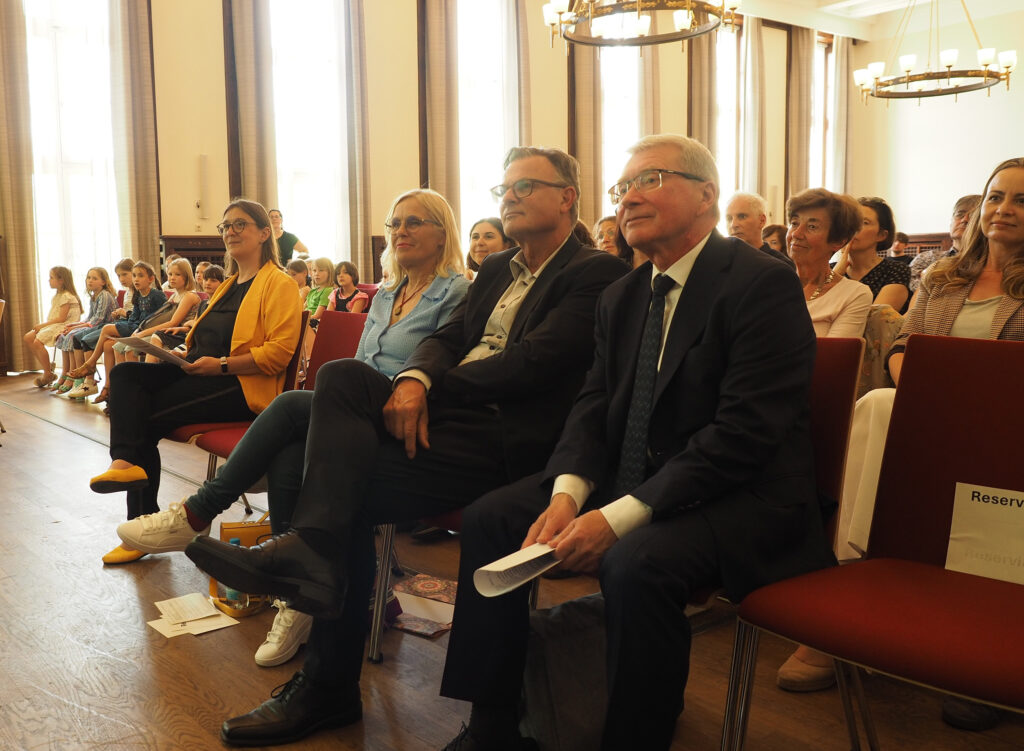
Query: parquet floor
[[1, 371, 1022, 750]]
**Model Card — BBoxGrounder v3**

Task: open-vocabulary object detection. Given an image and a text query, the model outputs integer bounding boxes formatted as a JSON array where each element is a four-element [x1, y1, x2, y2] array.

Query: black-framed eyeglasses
[[489, 178, 569, 202], [384, 216, 442, 233], [608, 168, 706, 205], [216, 219, 252, 235]]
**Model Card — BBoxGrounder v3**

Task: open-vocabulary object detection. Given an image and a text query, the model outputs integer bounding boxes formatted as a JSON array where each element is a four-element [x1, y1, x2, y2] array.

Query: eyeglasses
[[489, 178, 569, 202], [608, 168, 706, 205], [217, 219, 252, 235], [384, 216, 442, 233]]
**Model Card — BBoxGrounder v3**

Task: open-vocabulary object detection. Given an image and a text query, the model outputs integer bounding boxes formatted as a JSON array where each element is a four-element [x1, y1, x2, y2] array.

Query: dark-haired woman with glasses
[[834, 196, 911, 313], [91, 198, 302, 564]]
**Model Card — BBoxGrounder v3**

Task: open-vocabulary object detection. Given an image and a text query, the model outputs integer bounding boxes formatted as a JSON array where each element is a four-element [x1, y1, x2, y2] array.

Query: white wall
[[150, 0, 230, 236], [845, 9, 1024, 234]]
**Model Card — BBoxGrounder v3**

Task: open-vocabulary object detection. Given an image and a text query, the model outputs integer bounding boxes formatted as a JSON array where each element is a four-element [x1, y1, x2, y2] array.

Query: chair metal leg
[[204, 453, 253, 514], [367, 523, 396, 664], [847, 663, 881, 751], [389, 543, 403, 577], [834, 660, 863, 751], [240, 493, 253, 515], [721, 619, 759, 751]]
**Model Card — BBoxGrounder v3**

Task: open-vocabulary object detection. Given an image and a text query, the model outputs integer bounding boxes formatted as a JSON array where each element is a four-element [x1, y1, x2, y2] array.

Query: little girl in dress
[[56, 268, 117, 398], [24, 267, 83, 388]]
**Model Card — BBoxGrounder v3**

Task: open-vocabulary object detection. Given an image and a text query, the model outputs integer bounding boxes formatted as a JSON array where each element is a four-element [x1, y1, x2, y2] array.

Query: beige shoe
[[776, 651, 836, 692]]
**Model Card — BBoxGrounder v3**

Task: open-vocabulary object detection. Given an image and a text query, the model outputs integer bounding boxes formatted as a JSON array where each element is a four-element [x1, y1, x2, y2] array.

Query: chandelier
[[852, 0, 1016, 102], [540, 1, 739, 52]]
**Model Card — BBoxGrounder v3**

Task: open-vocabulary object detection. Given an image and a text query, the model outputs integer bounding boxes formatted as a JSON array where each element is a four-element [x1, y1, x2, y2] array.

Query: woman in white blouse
[[787, 188, 872, 337]]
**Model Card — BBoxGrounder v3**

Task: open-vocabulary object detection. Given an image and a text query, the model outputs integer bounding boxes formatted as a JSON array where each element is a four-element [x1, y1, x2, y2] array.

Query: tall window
[[809, 38, 833, 190], [599, 47, 641, 219], [24, 0, 121, 310], [269, 0, 349, 261], [457, 0, 519, 235]]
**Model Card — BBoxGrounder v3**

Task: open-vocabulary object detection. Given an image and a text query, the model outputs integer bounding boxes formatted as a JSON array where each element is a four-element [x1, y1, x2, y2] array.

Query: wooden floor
[[1, 371, 1022, 750]]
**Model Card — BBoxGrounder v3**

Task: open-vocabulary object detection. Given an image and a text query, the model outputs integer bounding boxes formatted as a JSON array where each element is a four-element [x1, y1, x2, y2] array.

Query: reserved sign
[[946, 482, 1024, 585]]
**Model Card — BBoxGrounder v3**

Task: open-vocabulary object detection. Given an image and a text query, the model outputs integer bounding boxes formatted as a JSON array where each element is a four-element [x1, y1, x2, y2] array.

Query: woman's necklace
[[808, 267, 836, 301], [393, 275, 435, 317]]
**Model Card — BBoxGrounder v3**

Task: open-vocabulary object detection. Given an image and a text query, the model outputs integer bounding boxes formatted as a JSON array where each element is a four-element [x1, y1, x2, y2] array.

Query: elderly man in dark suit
[[726, 190, 795, 268], [185, 146, 627, 746], [438, 135, 836, 751]]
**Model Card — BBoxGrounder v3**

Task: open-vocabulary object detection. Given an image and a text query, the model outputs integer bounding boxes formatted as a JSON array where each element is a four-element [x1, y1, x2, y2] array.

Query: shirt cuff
[[552, 474, 595, 513], [395, 368, 432, 391], [600, 495, 654, 539]]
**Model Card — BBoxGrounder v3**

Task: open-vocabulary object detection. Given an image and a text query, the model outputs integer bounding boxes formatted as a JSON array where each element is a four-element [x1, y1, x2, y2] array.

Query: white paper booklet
[[114, 336, 188, 367], [474, 542, 560, 598]]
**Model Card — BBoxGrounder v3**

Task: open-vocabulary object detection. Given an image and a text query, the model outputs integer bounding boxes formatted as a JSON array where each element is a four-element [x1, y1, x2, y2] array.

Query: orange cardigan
[[186, 261, 302, 412]]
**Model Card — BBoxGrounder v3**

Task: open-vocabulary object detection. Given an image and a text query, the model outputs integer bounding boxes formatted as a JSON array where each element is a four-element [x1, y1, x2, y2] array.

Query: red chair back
[[869, 335, 1024, 564], [810, 337, 864, 545], [304, 311, 368, 389], [357, 283, 379, 308], [117, 289, 125, 308]]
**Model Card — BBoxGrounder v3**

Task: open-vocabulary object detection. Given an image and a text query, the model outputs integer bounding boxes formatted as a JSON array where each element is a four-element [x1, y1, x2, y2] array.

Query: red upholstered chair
[[116, 289, 125, 308], [303, 311, 367, 390], [193, 310, 363, 513], [167, 311, 309, 513], [357, 283, 379, 308], [721, 335, 1024, 751]]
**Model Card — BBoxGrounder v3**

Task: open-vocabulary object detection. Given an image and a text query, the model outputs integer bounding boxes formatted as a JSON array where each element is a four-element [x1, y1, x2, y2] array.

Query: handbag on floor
[[519, 593, 607, 751], [208, 512, 273, 617]]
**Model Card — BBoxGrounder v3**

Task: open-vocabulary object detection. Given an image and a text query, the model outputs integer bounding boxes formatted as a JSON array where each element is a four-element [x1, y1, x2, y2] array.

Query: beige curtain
[[787, 26, 815, 196], [829, 36, 851, 193], [231, 0, 278, 207], [109, 0, 161, 268], [641, 16, 661, 136], [572, 45, 603, 229], [423, 0, 460, 227], [512, 0, 532, 144], [342, 1, 373, 278], [740, 18, 767, 197], [0, 1, 39, 371], [687, 28, 716, 156]]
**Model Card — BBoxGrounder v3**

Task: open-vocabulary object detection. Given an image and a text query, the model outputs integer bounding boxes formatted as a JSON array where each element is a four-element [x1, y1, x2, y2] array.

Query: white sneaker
[[116, 501, 211, 554], [255, 600, 313, 667]]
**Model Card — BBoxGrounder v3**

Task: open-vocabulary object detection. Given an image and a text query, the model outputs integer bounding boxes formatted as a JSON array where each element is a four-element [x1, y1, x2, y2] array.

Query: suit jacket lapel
[[991, 295, 1024, 338], [653, 236, 732, 403], [508, 235, 582, 342]]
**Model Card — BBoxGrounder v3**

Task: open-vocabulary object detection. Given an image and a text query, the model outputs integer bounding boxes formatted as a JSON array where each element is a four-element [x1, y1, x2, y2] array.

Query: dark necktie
[[614, 273, 676, 497]]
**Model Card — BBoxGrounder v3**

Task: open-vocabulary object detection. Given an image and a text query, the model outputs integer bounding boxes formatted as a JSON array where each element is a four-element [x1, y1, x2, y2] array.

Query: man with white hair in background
[[725, 191, 795, 269]]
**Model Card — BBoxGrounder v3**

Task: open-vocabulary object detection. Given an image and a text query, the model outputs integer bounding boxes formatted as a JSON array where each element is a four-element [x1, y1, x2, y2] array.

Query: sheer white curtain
[[24, 0, 122, 303], [828, 36, 851, 193]]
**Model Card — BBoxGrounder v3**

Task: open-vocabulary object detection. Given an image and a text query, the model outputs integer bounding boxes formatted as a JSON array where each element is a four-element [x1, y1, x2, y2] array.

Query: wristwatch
[[220, 356, 228, 374]]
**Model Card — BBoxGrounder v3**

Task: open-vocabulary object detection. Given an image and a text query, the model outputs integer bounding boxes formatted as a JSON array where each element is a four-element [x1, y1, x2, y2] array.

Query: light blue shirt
[[355, 270, 470, 379]]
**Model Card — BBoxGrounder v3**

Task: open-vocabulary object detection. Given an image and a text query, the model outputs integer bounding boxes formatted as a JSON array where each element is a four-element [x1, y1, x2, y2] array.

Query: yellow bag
[[208, 512, 273, 617]]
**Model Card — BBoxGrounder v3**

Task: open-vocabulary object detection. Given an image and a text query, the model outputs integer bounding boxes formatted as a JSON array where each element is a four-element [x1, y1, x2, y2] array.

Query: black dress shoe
[[441, 723, 539, 751], [221, 670, 361, 747], [185, 530, 344, 617]]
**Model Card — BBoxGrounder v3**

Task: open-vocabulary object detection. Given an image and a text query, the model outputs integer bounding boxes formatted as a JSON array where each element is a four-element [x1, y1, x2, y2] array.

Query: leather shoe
[[221, 670, 361, 747], [441, 723, 539, 751], [185, 530, 344, 618], [90, 465, 148, 494]]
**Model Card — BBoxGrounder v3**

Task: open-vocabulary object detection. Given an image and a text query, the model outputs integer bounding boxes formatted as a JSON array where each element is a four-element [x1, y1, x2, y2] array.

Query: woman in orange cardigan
[[90, 199, 302, 564]]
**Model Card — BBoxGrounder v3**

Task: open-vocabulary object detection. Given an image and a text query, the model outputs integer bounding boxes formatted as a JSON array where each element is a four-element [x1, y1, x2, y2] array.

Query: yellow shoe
[[90, 465, 149, 494], [102, 544, 148, 565]]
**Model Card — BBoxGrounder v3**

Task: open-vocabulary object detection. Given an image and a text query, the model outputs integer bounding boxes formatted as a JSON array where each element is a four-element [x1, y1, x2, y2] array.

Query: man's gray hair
[[727, 191, 768, 218], [627, 134, 720, 218]]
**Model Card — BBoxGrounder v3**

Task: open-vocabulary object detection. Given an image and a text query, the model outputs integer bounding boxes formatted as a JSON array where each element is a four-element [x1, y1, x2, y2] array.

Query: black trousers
[[107, 362, 255, 519], [439, 472, 722, 751], [293, 359, 508, 687]]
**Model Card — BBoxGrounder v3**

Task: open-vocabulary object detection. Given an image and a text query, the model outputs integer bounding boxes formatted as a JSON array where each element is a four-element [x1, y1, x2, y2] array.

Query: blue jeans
[[185, 390, 312, 534]]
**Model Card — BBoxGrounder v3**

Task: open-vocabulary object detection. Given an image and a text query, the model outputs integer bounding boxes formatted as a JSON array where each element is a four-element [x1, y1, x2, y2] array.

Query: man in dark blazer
[[438, 135, 836, 751], [726, 190, 795, 268], [184, 146, 627, 747]]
